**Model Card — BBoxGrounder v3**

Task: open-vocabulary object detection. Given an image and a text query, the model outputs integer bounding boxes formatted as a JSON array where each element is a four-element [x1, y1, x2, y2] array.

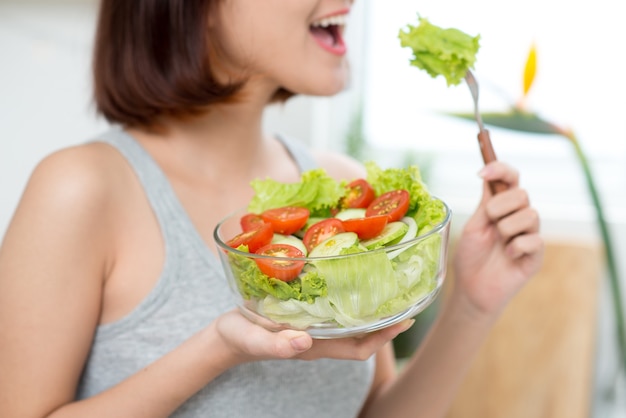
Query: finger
[[246, 327, 313, 359], [298, 319, 414, 361], [216, 311, 313, 359], [495, 207, 540, 241], [479, 161, 520, 191], [485, 188, 531, 222], [275, 330, 314, 357], [505, 232, 544, 260], [468, 163, 522, 230]]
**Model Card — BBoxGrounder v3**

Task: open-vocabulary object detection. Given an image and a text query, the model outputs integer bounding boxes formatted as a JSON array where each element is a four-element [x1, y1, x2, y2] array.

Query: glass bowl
[[214, 200, 451, 339]]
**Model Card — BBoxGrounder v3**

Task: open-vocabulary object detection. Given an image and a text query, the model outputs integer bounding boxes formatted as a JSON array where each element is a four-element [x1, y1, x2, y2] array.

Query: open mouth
[[310, 13, 348, 55]]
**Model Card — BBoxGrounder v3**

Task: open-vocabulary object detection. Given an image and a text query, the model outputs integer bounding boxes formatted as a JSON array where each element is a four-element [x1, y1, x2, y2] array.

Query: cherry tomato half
[[261, 206, 310, 235], [341, 215, 388, 240], [226, 222, 273, 253], [240, 213, 267, 232], [254, 243, 305, 282], [365, 189, 410, 222], [303, 218, 345, 252], [341, 179, 376, 209]]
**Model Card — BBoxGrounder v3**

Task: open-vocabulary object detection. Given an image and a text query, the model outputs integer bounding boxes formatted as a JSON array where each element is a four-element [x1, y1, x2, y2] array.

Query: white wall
[[1, 0, 103, 235]]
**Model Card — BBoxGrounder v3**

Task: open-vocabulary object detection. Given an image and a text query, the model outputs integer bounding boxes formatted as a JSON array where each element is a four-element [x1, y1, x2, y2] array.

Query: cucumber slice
[[309, 232, 359, 258], [271, 233, 308, 256], [293, 216, 325, 238], [387, 217, 418, 259], [334, 208, 367, 221], [360, 221, 409, 250]]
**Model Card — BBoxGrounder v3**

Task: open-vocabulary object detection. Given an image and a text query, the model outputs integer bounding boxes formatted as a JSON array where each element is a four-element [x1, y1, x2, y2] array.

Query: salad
[[215, 161, 451, 330]]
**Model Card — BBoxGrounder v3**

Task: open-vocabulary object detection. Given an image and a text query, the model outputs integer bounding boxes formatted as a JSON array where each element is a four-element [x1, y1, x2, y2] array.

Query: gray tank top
[[76, 127, 375, 417]]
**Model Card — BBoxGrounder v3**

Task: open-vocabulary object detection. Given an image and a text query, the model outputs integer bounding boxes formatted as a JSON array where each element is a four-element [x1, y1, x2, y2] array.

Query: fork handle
[[477, 129, 508, 194]]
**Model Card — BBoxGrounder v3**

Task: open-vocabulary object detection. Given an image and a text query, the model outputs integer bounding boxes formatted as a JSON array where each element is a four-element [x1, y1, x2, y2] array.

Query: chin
[[312, 82, 348, 97], [273, 57, 351, 97], [301, 66, 352, 97]]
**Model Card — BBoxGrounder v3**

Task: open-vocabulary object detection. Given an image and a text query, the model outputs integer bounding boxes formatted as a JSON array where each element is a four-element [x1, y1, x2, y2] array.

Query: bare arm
[[0, 147, 114, 416]]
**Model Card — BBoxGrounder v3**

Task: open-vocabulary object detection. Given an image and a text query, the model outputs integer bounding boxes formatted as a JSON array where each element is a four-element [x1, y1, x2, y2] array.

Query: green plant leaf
[[448, 109, 562, 135]]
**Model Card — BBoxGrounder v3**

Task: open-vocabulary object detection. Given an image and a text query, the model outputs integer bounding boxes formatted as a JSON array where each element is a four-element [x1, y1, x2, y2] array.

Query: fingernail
[[290, 335, 311, 352], [478, 166, 491, 178], [400, 319, 415, 332]]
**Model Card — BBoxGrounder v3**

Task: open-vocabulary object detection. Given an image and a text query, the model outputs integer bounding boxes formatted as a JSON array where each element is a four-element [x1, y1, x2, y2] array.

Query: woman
[[0, 1, 543, 417]]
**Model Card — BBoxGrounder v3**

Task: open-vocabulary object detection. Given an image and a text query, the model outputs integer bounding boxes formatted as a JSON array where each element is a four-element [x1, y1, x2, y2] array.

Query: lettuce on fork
[[398, 16, 480, 86]]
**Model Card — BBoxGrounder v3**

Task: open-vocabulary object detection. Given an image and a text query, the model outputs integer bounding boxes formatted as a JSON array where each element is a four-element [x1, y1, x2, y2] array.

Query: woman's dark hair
[[93, 0, 292, 127]]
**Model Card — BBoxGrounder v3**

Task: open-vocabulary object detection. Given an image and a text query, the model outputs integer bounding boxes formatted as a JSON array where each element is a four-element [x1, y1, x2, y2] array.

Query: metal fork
[[464, 70, 508, 194]]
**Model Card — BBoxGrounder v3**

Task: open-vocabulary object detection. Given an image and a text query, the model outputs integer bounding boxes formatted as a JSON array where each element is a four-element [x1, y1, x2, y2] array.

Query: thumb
[[266, 329, 313, 358], [216, 311, 313, 359]]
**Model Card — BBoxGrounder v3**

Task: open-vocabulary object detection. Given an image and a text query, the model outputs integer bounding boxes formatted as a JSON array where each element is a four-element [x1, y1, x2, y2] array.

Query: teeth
[[311, 14, 347, 28]]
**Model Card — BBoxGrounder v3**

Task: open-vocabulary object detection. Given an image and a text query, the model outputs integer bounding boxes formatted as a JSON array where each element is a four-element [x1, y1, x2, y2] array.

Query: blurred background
[[1, 0, 624, 416]]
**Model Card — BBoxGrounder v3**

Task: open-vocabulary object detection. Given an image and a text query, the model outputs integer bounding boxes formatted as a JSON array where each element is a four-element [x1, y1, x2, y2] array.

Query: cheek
[[261, 39, 352, 95], [213, 7, 274, 72], [221, 27, 300, 77]]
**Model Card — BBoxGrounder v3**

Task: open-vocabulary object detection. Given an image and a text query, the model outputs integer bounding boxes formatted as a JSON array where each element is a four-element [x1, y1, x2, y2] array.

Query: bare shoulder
[[25, 141, 122, 206], [4, 140, 129, 262], [310, 149, 366, 181], [31, 142, 118, 192]]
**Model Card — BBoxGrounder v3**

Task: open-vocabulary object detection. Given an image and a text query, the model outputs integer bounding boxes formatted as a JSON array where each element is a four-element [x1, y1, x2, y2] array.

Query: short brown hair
[[92, 0, 292, 127]]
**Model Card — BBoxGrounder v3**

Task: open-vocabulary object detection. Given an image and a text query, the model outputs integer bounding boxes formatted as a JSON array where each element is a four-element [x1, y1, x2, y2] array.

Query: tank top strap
[[275, 134, 318, 172], [87, 127, 194, 337], [95, 127, 189, 244]]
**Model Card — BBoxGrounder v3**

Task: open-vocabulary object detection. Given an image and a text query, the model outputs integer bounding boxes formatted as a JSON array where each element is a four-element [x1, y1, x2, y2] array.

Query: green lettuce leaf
[[298, 270, 328, 303], [258, 295, 337, 329], [377, 235, 443, 316], [313, 250, 398, 324], [413, 196, 447, 234], [226, 249, 327, 302], [364, 161, 429, 215], [364, 161, 447, 231], [398, 16, 480, 86], [247, 168, 345, 216]]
